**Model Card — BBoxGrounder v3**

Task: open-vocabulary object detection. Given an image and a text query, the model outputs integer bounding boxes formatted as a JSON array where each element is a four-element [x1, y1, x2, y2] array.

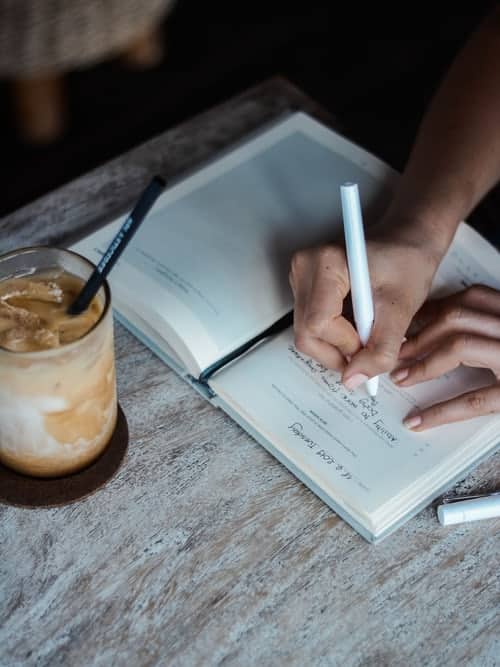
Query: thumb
[[342, 298, 412, 389]]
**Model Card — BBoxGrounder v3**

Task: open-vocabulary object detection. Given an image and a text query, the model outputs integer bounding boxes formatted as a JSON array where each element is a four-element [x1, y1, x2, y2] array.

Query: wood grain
[[1, 78, 499, 667]]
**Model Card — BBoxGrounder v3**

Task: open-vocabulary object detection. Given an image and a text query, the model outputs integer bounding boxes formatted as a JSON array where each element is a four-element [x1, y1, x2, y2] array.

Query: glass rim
[[0, 245, 111, 357]]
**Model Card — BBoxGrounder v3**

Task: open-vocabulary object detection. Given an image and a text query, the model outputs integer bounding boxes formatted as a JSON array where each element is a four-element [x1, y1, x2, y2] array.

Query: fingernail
[[404, 415, 422, 430], [391, 367, 409, 383], [344, 373, 369, 391]]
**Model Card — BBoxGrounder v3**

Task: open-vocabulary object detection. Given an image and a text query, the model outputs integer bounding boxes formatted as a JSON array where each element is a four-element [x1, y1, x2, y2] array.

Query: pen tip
[[366, 376, 379, 397]]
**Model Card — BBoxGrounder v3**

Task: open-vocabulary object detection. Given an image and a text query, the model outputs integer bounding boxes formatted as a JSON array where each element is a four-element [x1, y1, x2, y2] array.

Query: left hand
[[390, 284, 500, 430]]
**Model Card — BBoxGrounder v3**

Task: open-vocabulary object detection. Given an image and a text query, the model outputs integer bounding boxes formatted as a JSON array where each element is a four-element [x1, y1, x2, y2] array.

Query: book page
[[429, 221, 500, 297], [210, 328, 497, 521], [72, 112, 395, 375], [209, 221, 500, 528]]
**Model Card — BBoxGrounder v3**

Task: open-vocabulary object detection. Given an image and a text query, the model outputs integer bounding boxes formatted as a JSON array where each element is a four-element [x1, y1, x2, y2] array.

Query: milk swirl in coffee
[[0, 268, 117, 477]]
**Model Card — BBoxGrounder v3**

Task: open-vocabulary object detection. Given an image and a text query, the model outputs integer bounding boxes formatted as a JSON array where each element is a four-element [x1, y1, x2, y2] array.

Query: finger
[[403, 383, 500, 431], [293, 332, 346, 372], [303, 248, 361, 357], [417, 284, 500, 323], [290, 256, 347, 371], [289, 249, 314, 329], [343, 290, 415, 388], [393, 334, 500, 387], [314, 315, 362, 358], [400, 307, 500, 360]]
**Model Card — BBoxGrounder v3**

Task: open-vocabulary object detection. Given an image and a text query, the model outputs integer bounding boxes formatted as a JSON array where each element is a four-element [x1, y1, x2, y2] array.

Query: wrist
[[369, 207, 459, 268]]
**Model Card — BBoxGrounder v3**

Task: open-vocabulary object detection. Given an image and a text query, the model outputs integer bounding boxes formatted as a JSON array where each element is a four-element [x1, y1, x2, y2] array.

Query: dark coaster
[[0, 404, 128, 508]]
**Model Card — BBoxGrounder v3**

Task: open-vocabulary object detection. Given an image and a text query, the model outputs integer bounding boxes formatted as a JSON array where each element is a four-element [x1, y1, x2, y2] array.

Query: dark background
[[1, 1, 498, 242]]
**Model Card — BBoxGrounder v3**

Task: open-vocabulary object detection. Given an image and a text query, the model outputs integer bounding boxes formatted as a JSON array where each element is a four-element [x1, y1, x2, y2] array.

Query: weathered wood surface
[[1, 78, 499, 667]]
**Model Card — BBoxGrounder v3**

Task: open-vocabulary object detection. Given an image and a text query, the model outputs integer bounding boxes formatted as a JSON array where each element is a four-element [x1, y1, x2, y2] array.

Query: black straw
[[68, 175, 165, 316]]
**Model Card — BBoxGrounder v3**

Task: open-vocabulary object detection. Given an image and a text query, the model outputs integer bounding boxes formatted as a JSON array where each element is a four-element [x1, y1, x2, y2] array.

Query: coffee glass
[[0, 247, 117, 477]]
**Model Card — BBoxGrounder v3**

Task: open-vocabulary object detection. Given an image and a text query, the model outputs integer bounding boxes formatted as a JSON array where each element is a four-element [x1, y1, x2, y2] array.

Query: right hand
[[289, 231, 443, 390]]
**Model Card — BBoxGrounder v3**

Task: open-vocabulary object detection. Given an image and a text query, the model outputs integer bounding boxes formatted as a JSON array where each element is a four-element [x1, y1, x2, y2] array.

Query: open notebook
[[72, 111, 500, 543]]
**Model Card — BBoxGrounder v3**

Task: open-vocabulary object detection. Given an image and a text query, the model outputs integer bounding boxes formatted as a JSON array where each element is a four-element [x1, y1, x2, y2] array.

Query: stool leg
[[121, 26, 165, 69], [12, 73, 66, 144]]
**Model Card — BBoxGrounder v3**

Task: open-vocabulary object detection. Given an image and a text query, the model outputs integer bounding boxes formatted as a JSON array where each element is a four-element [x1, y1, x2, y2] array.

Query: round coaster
[[0, 404, 128, 508]]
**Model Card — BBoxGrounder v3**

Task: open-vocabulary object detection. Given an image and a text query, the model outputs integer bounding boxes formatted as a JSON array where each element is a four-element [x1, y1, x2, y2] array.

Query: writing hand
[[391, 285, 500, 430], [289, 233, 440, 388]]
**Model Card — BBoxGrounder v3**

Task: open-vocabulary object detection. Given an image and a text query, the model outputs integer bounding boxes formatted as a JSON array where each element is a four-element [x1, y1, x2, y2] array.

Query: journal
[[71, 111, 500, 542]]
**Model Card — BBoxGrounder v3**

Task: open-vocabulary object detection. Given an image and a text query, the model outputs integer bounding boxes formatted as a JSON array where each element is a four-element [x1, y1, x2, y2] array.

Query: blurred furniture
[[0, 0, 176, 143]]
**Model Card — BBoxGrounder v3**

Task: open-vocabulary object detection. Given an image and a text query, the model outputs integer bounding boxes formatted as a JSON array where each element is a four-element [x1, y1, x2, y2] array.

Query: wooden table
[[1, 78, 499, 667]]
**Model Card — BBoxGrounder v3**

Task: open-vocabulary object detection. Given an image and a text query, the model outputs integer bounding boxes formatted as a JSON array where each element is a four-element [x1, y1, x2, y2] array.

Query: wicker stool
[[0, 0, 176, 143]]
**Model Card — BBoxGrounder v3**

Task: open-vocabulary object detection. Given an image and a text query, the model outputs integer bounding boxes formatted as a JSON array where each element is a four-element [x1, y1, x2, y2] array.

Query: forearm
[[381, 8, 500, 258]]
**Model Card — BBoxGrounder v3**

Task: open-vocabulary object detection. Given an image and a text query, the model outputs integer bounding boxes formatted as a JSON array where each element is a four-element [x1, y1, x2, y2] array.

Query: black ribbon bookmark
[[198, 310, 293, 385]]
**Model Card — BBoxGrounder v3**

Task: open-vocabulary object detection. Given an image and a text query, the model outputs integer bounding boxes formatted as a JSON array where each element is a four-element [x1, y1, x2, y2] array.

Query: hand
[[289, 226, 442, 388], [391, 285, 500, 430]]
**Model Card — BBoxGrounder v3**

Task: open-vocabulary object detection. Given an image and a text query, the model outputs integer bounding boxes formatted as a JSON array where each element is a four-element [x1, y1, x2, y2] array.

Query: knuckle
[[290, 249, 308, 276], [444, 305, 464, 324], [339, 333, 358, 354], [466, 392, 487, 412], [304, 311, 326, 337], [294, 333, 313, 356], [429, 403, 444, 421], [316, 245, 340, 266], [450, 333, 471, 354], [372, 346, 397, 373]]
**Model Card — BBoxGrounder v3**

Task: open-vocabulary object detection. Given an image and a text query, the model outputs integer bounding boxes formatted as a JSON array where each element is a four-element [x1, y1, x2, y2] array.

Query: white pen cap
[[437, 494, 500, 526]]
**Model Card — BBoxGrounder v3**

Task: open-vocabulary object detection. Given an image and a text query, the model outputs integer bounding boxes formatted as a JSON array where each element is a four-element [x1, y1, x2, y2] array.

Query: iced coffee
[[0, 247, 117, 477]]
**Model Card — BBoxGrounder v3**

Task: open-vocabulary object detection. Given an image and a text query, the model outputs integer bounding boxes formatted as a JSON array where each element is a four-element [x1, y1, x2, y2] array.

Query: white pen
[[340, 182, 378, 397], [437, 491, 500, 526]]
